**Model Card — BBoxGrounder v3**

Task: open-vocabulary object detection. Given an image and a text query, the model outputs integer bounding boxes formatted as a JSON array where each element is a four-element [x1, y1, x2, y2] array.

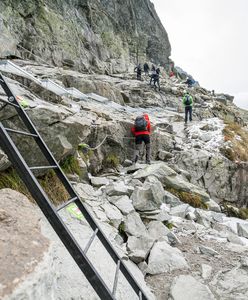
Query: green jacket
[[182, 94, 193, 107]]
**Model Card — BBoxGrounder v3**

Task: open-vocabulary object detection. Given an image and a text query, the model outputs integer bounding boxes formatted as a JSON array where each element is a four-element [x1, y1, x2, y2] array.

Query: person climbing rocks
[[143, 62, 149, 77], [184, 76, 195, 88], [150, 67, 160, 91], [182, 91, 193, 124], [131, 113, 151, 164], [134, 63, 142, 80]]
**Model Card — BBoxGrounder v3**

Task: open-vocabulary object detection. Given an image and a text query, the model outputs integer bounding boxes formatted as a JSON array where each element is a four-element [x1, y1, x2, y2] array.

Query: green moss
[[163, 221, 174, 230], [60, 155, 81, 176], [118, 221, 125, 235], [167, 188, 208, 209], [103, 153, 119, 169]]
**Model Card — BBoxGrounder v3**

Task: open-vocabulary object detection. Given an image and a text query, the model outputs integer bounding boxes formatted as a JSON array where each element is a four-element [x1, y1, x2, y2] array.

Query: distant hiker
[[144, 62, 149, 76], [134, 63, 142, 80], [212, 90, 215, 96], [183, 91, 193, 124], [131, 113, 151, 164], [151, 65, 156, 72], [184, 77, 195, 88], [150, 67, 160, 91]]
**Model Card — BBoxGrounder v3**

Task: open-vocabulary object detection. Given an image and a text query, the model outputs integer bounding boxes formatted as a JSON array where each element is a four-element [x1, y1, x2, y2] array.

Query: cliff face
[[0, 0, 171, 73]]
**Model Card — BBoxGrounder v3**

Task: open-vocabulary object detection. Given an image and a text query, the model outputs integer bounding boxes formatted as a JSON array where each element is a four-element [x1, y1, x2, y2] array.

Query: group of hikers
[[134, 63, 161, 91], [131, 91, 192, 164]]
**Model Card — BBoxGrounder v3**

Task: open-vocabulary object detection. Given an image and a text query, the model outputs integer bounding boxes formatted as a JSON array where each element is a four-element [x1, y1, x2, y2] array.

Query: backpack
[[135, 116, 148, 131], [185, 95, 191, 106]]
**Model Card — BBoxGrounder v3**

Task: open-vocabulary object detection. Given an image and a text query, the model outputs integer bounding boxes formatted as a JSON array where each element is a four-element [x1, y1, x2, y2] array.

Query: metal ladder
[[0, 73, 149, 300]]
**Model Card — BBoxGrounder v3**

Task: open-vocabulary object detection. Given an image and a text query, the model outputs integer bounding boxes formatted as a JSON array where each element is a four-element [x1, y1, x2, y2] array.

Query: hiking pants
[[137, 73, 142, 80], [185, 106, 192, 123], [154, 78, 160, 90], [133, 134, 151, 163]]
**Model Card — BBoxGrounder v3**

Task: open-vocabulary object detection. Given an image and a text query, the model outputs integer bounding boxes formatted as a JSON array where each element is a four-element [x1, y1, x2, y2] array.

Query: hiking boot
[[146, 160, 151, 165]]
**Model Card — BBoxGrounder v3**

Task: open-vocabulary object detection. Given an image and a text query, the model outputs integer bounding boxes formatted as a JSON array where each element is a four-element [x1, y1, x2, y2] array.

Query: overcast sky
[[151, 0, 248, 110]]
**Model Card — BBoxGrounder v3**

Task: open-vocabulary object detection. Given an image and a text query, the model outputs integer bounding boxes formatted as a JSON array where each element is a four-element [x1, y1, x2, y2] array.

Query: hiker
[[182, 91, 193, 124], [184, 77, 195, 88], [150, 67, 160, 91], [144, 62, 149, 76], [149, 65, 156, 85], [131, 113, 151, 164], [134, 63, 142, 80]]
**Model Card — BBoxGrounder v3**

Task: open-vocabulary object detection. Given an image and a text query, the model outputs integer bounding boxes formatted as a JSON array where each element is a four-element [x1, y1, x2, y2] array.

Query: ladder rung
[[84, 228, 99, 254], [29, 165, 58, 171], [5, 127, 38, 137], [112, 260, 121, 297], [56, 196, 78, 212], [139, 291, 142, 300], [0, 98, 20, 109]]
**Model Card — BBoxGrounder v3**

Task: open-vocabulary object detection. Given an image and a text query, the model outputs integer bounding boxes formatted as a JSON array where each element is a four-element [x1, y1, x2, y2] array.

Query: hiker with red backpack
[[182, 91, 193, 124], [131, 113, 151, 164]]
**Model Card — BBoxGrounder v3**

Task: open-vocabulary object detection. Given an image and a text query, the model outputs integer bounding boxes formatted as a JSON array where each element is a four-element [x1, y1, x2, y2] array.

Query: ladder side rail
[[0, 73, 77, 198], [0, 123, 114, 300]]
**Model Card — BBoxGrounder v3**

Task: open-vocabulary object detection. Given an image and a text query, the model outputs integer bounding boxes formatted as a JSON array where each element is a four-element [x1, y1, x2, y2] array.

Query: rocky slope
[[0, 1, 248, 299], [0, 0, 171, 73]]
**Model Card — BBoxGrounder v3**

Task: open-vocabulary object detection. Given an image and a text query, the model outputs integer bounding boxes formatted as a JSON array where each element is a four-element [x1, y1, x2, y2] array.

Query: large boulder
[[147, 241, 189, 274], [169, 275, 215, 300], [131, 176, 165, 211]]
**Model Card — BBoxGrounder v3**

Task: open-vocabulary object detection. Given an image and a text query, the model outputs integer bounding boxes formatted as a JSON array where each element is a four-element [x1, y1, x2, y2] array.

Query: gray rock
[[237, 223, 248, 239], [170, 275, 215, 300], [201, 264, 213, 280], [163, 190, 183, 207], [158, 150, 173, 161], [100, 203, 123, 228], [170, 204, 190, 218], [131, 177, 165, 212], [206, 199, 221, 212], [211, 267, 248, 299], [109, 195, 135, 215], [105, 182, 129, 197], [147, 241, 189, 274], [167, 232, 181, 246], [122, 159, 133, 167], [127, 235, 154, 263], [199, 245, 218, 256], [147, 221, 170, 242], [0, 149, 11, 171], [74, 183, 97, 200], [90, 176, 110, 187], [123, 212, 147, 237]]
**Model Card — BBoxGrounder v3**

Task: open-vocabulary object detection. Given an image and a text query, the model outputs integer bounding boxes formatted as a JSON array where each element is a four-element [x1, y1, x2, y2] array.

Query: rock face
[[0, 0, 171, 72], [0, 189, 50, 299]]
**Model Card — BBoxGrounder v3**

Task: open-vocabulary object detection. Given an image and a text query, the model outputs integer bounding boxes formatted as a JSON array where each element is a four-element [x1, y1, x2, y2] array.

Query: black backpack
[[185, 95, 191, 106], [135, 116, 148, 131]]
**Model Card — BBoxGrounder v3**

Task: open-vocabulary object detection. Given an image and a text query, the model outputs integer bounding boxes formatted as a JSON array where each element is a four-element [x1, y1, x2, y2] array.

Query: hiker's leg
[[189, 106, 193, 121], [185, 108, 188, 123], [144, 135, 151, 164], [133, 136, 142, 163]]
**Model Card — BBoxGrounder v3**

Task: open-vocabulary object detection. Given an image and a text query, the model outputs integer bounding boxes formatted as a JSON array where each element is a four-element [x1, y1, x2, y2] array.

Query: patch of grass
[[221, 203, 248, 220], [118, 221, 125, 234], [162, 221, 174, 230], [60, 155, 81, 176], [221, 122, 248, 162], [103, 153, 119, 169], [0, 168, 32, 200], [0, 168, 69, 206], [167, 188, 208, 209], [38, 170, 69, 206]]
